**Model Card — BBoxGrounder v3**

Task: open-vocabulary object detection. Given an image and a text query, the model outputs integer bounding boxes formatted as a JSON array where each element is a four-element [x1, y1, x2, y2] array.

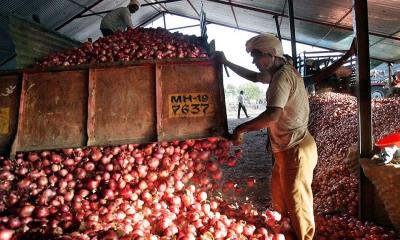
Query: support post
[[273, 15, 282, 41], [387, 62, 393, 96], [288, 0, 297, 68], [163, 12, 167, 29], [353, 0, 374, 221]]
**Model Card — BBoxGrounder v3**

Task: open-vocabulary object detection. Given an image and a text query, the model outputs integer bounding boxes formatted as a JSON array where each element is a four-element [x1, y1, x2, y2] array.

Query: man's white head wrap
[[245, 33, 284, 59], [129, 0, 141, 7]]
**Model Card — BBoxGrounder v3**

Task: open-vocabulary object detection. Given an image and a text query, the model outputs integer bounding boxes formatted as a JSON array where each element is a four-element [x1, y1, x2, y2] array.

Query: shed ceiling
[[0, 0, 399, 67]]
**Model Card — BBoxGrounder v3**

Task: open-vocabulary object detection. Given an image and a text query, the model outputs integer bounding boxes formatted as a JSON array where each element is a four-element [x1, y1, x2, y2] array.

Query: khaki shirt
[[100, 7, 133, 32], [266, 64, 309, 152]]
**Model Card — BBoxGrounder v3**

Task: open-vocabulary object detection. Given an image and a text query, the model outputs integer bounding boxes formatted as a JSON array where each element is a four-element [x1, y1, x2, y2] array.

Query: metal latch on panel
[[169, 92, 214, 117]]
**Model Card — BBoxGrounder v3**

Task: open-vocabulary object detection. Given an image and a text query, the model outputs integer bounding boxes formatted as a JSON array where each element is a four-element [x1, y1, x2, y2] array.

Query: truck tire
[[371, 86, 386, 99]]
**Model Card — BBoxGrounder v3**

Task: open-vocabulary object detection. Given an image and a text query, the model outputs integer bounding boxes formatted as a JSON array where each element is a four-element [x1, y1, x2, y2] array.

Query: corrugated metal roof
[[9, 15, 80, 68], [0, 0, 399, 68]]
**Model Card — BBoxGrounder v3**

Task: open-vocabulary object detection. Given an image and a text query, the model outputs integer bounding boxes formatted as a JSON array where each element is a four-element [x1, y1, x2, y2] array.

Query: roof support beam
[[168, 24, 200, 31], [287, 0, 297, 68], [273, 15, 282, 41], [166, 10, 392, 63], [353, 0, 374, 222], [144, 0, 169, 12], [229, 0, 239, 29], [78, 0, 183, 18], [64, 0, 98, 16], [137, 11, 165, 27], [313, 7, 353, 47], [55, 0, 105, 30], [206, 0, 400, 42], [0, 54, 15, 68], [187, 0, 200, 17], [370, 28, 400, 47]]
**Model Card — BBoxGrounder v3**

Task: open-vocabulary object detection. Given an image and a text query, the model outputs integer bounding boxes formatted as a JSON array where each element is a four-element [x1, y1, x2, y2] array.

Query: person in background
[[306, 38, 356, 86], [214, 33, 318, 240], [392, 71, 400, 87], [237, 90, 249, 119], [283, 39, 356, 96], [100, 0, 141, 37]]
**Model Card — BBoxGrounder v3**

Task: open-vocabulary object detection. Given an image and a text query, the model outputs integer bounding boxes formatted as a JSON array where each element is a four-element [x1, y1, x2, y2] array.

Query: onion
[[84, 162, 96, 172], [35, 207, 50, 218], [20, 204, 35, 218], [28, 152, 40, 162], [0, 229, 14, 240]]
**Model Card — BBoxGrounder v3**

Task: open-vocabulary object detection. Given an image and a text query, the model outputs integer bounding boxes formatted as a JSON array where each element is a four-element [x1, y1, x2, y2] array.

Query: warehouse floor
[[221, 117, 272, 210]]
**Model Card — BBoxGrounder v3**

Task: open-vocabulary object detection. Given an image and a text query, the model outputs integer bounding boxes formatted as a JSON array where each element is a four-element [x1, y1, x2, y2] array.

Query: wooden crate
[[0, 58, 228, 155]]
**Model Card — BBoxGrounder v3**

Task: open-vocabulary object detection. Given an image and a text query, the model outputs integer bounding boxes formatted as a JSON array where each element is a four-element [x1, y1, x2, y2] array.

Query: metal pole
[[273, 15, 282, 41], [388, 62, 393, 95], [163, 12, 167, 29], [288, 0, 297, 68], [353, 0, 373, 221]]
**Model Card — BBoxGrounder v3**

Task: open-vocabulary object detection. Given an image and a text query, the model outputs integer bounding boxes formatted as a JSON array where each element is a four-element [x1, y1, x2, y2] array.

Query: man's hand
[[212, 51, 227, 65], [231, 127, 245, 146]]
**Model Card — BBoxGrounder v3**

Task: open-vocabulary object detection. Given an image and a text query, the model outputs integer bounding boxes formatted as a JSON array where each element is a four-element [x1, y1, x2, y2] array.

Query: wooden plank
[[87, 68, 96, 145], [155, 63, 163, 141], [158, 60, 228, 140], [10, 73, 27, 158], [0, 74, 21, 155], [90, 64, 157, 146], [0, 58, 211, 76], [15, 70, 88, 151], [216, 62, 229, 137]]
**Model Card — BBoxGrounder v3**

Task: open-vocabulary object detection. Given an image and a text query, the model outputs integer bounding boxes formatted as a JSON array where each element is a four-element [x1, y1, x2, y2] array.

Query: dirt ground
[[221, 109, 273, 210]]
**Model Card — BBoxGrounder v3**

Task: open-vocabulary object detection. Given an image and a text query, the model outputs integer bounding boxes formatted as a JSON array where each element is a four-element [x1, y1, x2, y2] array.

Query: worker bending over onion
[[100, 0, 141, 37]]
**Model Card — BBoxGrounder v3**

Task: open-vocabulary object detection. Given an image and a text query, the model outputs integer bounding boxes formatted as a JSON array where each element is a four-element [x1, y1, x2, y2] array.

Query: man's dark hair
[[240, 90, 244, 94]]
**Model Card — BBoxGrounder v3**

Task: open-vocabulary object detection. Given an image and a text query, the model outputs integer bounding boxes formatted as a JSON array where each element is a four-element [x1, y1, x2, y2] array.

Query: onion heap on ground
[[309, 92, 400, 239], [0, 138, 289, 240]]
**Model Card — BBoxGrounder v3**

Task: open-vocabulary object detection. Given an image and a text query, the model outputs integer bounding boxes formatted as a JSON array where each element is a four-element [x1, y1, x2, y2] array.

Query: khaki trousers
[[271, 133, 318, 240]]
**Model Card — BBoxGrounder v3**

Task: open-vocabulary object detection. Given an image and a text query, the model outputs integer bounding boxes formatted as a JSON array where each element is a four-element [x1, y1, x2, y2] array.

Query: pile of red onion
[[35, 27, 208, 68], [315, 214, 397, 239], [1, 91, 399, 239], [0, 138, 288, 240], [309, 92, 400, 239]]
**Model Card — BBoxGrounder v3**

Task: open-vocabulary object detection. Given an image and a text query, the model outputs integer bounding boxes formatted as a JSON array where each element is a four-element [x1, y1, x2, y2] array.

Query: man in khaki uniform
[[214, 33, 318, 240]]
